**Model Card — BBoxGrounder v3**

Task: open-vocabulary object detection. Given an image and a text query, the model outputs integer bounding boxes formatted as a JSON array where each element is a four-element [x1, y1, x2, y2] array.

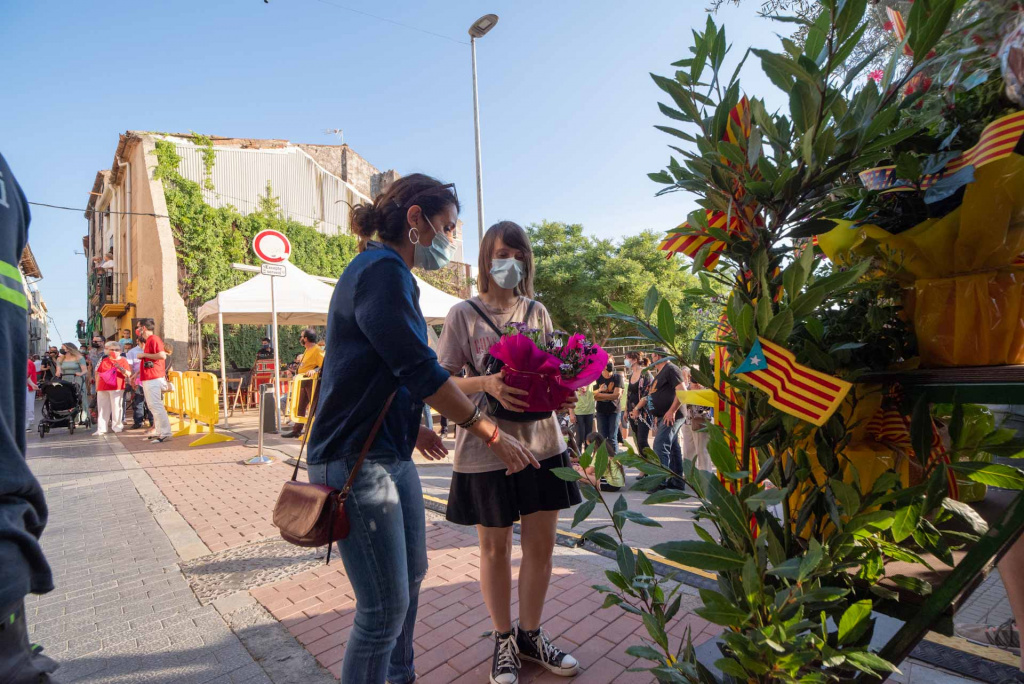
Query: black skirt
[[446, 451, 582, 528]]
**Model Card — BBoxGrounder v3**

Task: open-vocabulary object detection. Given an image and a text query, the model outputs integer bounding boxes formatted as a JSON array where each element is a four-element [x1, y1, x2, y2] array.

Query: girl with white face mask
[[436, 221, 581, 684]]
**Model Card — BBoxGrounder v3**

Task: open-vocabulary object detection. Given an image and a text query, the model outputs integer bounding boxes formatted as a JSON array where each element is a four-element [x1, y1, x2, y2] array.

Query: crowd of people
[[25, 320, 173, 443]]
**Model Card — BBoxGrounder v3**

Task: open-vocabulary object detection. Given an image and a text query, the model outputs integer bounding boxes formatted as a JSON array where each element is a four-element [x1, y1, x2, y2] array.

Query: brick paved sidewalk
[[22, 429, 271, 683], [110, 431, 985, 684]]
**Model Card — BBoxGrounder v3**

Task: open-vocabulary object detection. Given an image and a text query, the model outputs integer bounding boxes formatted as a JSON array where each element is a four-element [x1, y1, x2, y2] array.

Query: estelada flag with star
[[732, 337, 852, 427]]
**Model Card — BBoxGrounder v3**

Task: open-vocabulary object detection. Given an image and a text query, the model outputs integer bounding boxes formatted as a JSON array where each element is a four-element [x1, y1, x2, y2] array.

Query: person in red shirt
[[25, 358, 37, 432], [135, 318, 171, 442], [94, 341, 132, 435]]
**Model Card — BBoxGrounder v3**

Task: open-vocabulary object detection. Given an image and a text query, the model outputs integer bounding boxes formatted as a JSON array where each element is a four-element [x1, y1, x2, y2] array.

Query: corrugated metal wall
[[173, 143, 367, 236]]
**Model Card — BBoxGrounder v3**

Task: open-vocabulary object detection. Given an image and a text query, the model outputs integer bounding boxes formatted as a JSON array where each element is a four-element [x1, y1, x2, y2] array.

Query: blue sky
[[0, 0, 784, 346]]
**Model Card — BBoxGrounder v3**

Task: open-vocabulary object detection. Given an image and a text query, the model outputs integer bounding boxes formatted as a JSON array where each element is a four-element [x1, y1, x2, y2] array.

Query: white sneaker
[[93, 431, 108, 436]]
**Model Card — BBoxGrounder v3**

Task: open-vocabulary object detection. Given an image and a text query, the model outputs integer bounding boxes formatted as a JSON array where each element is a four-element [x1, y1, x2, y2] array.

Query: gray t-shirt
[[436, 296, 567, 474]]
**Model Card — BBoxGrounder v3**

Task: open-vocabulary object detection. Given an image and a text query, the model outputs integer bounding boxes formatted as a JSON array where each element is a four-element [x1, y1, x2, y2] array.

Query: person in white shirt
[[124, 339, 151, 429]]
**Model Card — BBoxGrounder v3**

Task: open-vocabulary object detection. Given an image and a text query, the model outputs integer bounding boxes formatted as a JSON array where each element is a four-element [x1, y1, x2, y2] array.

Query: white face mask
[[489, 258, 525, 290]]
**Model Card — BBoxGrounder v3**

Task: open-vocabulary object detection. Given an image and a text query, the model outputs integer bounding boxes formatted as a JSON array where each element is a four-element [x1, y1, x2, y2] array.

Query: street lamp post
[[468, 14, 498, 246]]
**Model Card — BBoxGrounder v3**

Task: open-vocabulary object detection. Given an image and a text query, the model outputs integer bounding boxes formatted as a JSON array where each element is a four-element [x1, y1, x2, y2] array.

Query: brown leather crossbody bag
[[272, 386, 397, 564]]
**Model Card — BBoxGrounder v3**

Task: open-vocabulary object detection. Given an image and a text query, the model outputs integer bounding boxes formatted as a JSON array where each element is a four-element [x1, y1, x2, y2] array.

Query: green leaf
[[617, 544, 636, 581], [718, 141, 747, 167], [756, 294, 772, 333], [643, 286, 660, 319], [941, 498, 989, 535], [745, 487, 785, 510], [625, 644, 664, 661], [888, 574, 932, 596], [616, 510, 663, 528], [829, 478, 861, 516], [753, 49, 818, 86], [908, 0, 957, 65], [799, 538, 824, 581], [594, 442, 609, 481], [697, 589, 748, 627], [789, 287, 828, 319], [838, 600, 873, 645], [642, 489, 690, 505], [550, 467, 582, 482], [789, 81, 819, 133], [845, 650, 898, 675], [656, 298, 676, 345], [891, 504, 921, 543], [845, 510, 895, 535], [643, 612, 669, 650], [949, 462, 1024, 490], [763, 308, 793, 344], [584, 531, 619, 551], [652, 541, 746, 571], [572, 500, 596, 528], [738, 303, 755, 346], [609, 301, 633, 316]]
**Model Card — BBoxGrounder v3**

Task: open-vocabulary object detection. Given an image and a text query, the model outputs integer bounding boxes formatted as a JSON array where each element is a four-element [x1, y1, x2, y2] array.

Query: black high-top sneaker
[[514, 622, 579, 676], [490, 629, 520, 684]]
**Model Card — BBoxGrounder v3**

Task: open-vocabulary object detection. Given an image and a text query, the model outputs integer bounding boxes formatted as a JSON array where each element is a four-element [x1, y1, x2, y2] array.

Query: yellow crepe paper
[[676, 388, 716, 408], [818, 154, 1024, 367]]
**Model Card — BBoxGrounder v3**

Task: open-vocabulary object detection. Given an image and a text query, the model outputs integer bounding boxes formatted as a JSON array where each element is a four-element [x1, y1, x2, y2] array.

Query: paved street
[[23, 429, 271, 684], [15, 413, 992, 683]]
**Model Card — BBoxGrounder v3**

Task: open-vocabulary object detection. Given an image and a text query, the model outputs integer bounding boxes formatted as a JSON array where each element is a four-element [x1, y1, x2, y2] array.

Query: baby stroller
[[38, 379, 84, 438]]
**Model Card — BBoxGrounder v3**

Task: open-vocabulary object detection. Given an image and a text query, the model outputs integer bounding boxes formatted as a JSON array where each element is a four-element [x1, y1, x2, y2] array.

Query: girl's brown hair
[[478, 221, 535, 298], [349, 173, 460, 248], [625, 350, 649, 366]]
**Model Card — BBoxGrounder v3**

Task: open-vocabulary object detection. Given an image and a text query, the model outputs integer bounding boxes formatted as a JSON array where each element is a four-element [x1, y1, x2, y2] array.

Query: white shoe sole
[[489, 674, 518, 684], [518, 653, 579, 676]]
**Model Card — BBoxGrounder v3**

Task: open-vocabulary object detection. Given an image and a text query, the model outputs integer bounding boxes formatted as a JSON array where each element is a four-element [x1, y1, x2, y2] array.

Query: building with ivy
[[81, 131, 471, 368]]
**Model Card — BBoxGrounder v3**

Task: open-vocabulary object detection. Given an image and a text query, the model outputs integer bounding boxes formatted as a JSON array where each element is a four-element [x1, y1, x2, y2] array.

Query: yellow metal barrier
[[165, 371, 185, 431], [286, 374, 319, 429], [169, 371, 234, 447]]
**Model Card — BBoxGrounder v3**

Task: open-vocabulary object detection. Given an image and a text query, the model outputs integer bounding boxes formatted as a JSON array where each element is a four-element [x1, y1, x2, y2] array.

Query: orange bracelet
[[485, 424, 500, 448]]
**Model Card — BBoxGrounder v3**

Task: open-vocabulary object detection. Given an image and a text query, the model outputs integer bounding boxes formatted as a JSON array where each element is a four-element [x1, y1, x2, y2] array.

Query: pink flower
[[883, 20, 894, 31], [868, 69, 884, 83]]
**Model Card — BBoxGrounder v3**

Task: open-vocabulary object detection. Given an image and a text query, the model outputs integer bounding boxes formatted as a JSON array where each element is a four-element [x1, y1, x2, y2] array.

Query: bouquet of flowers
[[487, 323, 609, 413]]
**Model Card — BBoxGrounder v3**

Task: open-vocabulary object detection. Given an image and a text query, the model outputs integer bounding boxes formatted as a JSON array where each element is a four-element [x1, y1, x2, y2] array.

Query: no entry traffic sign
[[252, 230, 291, 263]]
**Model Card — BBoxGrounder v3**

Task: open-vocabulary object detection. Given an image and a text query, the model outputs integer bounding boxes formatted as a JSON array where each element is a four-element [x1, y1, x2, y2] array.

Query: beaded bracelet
[[457, 405, 482, 430]]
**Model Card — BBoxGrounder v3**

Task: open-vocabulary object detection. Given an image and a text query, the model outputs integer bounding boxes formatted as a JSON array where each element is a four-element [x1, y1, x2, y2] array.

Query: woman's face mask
[[489, 258, 525, 290], [411, 212, 456, 271], [624, 358, 632, 369]]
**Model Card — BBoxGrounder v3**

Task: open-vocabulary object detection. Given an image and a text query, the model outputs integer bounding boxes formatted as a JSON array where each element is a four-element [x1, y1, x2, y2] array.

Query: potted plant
[[557, 2, 1024, 681]]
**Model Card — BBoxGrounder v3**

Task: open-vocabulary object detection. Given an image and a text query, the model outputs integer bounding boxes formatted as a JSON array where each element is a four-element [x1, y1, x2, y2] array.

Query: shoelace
[[989, 618, 1019, 648], [536, 629, 563, 664], [496, 633, 521, 671]]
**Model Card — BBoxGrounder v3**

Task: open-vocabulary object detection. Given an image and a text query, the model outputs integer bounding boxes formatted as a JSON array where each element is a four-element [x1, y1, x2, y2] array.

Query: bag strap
[[465, 300, 504, 337], [292, 377, 397, 489], [339, 391, 397, 500]]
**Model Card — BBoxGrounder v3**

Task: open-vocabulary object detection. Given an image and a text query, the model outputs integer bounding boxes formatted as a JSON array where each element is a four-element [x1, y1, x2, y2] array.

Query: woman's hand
[[416, 426, 449, 461], [488, 431, 540, 475], [630, 408, 639, 420], [484, 369, 529, 412]]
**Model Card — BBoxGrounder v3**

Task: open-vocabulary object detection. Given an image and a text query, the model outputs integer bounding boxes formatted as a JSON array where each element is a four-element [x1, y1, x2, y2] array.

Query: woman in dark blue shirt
[[307, 174, 536, 684]]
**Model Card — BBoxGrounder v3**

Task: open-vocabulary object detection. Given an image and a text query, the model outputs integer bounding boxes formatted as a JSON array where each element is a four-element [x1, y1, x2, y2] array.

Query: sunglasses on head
[[396, 183, 458, 209]]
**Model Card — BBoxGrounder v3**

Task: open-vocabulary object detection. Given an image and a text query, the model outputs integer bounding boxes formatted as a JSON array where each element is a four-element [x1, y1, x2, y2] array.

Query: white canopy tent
[[196, 260, 464, 425]]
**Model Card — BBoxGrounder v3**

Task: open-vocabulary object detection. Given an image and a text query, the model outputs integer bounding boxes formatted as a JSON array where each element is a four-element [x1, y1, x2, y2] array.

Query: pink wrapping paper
[[488, 334, 609, 412]]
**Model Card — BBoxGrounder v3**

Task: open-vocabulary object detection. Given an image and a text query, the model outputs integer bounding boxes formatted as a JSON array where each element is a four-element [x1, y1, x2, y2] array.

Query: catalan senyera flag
[[866, 406, 958, 498], [886, 7, 914, 56], [659, 210, 742, 268], [732, 337, 852, 427], [859, 110, 1024, 191]]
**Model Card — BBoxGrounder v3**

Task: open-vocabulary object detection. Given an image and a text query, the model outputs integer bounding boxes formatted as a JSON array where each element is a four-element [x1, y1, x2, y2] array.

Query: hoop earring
[[408, 227, 420, 245]]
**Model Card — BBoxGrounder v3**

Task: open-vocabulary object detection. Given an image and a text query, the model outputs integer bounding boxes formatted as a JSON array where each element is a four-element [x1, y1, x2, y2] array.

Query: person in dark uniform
[[255, 336, 274, 361], [0, 152, 58, 681]]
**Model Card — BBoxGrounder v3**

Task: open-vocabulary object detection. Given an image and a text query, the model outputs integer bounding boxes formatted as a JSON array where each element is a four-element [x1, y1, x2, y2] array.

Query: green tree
[[527, 221, 710, 345]]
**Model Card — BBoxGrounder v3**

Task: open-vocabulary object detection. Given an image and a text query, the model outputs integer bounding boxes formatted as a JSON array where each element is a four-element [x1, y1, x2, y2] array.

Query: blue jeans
[[653, 417, 686, 489], [596, 411, 620, 455], [307, 456, 427, 684], [576, 413, 595, 444]]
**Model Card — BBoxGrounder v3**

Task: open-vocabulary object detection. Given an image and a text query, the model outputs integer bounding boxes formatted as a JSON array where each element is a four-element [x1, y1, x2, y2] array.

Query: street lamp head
[[468, 14, 498, 39]]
